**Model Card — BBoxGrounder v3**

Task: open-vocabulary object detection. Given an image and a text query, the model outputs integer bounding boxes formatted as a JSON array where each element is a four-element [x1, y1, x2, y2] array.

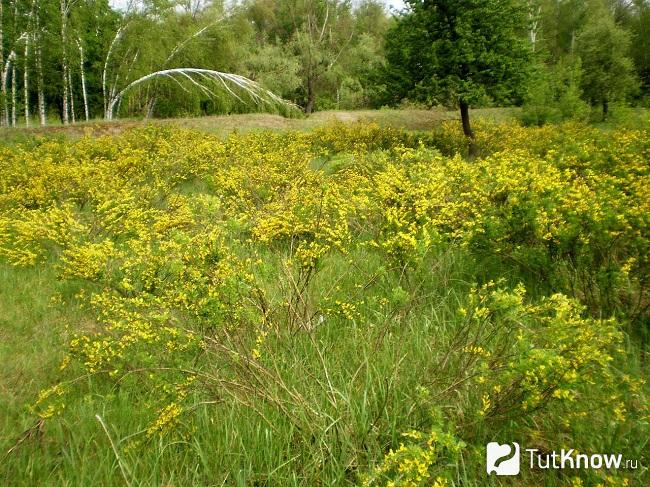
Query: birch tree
[[75, 37, 88, 120], [289, 1, 355, 114], [528, 0, 543, 52], [23, 26, 29, 126], [0, 0, 5, 126], [105, 68, 291, 119], [35, 1, 45, 125], [60, 0, 76, 124], [20, 0, 40, 127], [11, 57, 16, 126], [1, 53, 13, 127], [102, 24, 126, 118]]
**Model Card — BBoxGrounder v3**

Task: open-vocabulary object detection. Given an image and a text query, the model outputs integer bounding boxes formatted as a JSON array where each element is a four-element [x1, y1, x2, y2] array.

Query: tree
[[334, 1, 388, 109], [288, 1, 355, 114], [240, 0, 389, 114], [628, 0, 650, 98], [60, 0, 73, 124], [242, 43, 301, 98], [576, 4, 638, 119], [537, 0, 587, 58], [521, 55, 590, 125], [0, 0, 392, 124], [385, 0, 531, 155]]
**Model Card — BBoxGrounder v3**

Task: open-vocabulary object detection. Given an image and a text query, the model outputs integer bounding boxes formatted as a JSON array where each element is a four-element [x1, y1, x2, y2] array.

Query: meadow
[[0, 117, 648, 486]]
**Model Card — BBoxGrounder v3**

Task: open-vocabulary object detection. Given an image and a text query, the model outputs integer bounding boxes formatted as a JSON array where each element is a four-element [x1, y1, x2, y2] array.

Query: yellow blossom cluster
[[0, 120, 647, 452], [363, 417, 464, 487]]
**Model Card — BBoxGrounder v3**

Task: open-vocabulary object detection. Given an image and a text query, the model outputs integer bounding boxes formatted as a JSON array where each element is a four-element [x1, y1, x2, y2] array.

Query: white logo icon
[[486, 442, 520, 475]]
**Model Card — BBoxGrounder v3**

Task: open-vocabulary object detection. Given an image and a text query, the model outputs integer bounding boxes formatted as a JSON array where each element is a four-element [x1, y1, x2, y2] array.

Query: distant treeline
[[0, 0, 648, 125]]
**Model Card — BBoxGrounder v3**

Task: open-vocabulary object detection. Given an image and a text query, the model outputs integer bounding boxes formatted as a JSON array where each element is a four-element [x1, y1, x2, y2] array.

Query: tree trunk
[[11, 63, 16, 126], [528, 3, 541, 53], [602, 98, 608, 121], [36, 33, 45, 125], [11, 0, 16, 127], [60, 0, 69, 125], [1, 53, 13, 127], [304, 76, 316, 114], [24, 36, 30, 127], [0, 0, 4, 127], [68, 70, 75, 123], [459, 100, 477, 157], [77, 39, 89, 121], [103, 26, 125, 119], [1, 65, 8, 127], [146, 96, 156, 118]]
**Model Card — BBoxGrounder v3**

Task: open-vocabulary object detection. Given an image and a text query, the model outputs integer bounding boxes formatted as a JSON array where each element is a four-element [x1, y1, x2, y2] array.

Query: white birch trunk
[[1, 52, 14, 126], [528, 3, 541, 53], [106, 68, 289, 120], [11, 63, 16, 126], [60, 0, 69, 124], [76, 39, 89, 121], [24, 36, 30, 127], [68, 70, 75, 123], [103, 25, 124, 118], [36, 20, 45, 125], [0, 0, 5, 127]]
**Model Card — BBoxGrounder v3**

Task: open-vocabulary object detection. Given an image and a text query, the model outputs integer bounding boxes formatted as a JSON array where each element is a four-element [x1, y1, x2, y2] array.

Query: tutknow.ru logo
[[486, 442, 640, 476], [486, 442, 520, 475]]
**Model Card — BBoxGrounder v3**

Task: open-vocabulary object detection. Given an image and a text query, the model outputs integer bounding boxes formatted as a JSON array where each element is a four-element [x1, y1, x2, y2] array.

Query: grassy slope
[[0, 108, 517, 144]]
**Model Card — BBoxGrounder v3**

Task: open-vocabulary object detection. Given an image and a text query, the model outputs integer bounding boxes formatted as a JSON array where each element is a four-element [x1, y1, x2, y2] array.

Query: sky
[[387, 1, 406, 12], [108, 0, 407, 14]]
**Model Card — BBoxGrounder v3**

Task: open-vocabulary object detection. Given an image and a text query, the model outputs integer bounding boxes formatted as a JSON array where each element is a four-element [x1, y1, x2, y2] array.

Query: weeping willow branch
[[105, 68, 294, 120]]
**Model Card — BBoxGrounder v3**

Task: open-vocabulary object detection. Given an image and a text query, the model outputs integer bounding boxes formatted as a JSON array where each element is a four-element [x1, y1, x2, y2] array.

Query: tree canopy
[[0, 0, 648, 126], [577, 3, 638, 119], [384, 0, 531, 152]]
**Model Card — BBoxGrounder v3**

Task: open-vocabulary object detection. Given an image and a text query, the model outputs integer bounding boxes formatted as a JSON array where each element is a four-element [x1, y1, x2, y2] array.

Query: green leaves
[[386, 0, 532, 107], [576, 6, 639, 117]]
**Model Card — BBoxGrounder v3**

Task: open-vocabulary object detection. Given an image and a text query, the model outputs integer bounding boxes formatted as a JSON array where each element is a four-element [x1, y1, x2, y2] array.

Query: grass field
[[0, 113, 648, 486], [0, 108, 519, 144]]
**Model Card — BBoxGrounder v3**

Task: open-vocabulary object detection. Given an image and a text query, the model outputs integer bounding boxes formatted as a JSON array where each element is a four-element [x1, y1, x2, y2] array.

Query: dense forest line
[[0, 0, 649, 126]]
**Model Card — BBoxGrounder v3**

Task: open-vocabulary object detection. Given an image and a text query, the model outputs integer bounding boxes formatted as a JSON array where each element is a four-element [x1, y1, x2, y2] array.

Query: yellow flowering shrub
[[363, 412, 465, 487], [454, 282, 626, 418], [310, 121, 411, 156], [0, 120, 647, 483]]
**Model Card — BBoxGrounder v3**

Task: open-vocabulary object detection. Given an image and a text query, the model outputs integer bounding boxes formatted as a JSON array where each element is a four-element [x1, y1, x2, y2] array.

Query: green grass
[[0, 265, 64, 438], [2, 106, 646, 147], [0, 251, 462, 485], [2, 250, 644, 485], [0, 116, 648, 486], [0, 108, 519, 146]]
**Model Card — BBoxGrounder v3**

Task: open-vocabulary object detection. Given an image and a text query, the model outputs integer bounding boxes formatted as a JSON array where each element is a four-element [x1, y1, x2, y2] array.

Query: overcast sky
[[108, 0, 407, 14]]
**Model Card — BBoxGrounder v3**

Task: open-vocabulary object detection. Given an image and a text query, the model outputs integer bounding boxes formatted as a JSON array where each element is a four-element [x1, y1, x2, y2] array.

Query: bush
[[1, 122, 647, 485]]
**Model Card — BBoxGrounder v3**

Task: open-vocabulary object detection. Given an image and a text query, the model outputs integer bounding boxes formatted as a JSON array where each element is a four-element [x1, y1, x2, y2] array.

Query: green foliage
[[242, 44, 302, 98], [521, 57, 590, 125], [0, 121, 648, 485], [0, 0, 390, 123], [576, 4, 639, 118], [5, 0, 650, 123], [239, 0, 389, 114], [629, 0, 650, 96], [383, 0, 532, 107]]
